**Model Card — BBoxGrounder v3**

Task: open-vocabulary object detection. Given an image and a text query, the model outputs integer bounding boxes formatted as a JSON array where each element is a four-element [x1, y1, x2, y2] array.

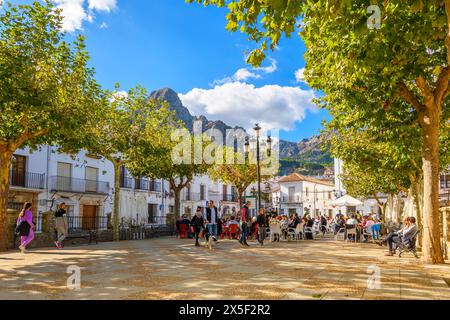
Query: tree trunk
[[113, 162, 121, 241], [420, 107, 444, 264], [174, 188, 181, 218], [0, 151, 12, 252], [237, 188, 245, 210], [412, 178, 424, 251]]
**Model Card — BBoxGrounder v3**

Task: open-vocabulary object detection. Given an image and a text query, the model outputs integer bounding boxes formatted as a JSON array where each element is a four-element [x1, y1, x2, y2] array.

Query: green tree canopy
[[0, 1, 103, 251]]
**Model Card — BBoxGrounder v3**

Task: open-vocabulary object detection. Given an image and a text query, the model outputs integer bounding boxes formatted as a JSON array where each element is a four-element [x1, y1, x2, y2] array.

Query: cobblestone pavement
[[0, 236, 449, 300]]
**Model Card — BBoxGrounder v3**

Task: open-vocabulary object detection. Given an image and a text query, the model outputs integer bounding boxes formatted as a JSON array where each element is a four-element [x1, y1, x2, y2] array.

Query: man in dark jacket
[[257, 208, 267, 246], [205, 200, 219, 239], [191, 207, 204, 247]]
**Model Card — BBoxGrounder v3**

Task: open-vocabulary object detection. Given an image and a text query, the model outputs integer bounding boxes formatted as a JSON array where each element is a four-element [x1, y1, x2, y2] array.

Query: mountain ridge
[[150, 88, 332, 175]]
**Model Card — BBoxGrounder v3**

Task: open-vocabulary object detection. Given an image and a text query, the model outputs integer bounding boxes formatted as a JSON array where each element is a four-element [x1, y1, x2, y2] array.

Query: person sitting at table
[[289, 213, 301, 229], [362, 216, 375, 242], [345, 214, 358, 241], [334, 215, 345, 235], [280, 216, 290, 240]]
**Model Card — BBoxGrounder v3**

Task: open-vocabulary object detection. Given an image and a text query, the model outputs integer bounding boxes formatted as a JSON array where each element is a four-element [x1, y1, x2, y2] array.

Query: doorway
[[82, 205, 98, 230]]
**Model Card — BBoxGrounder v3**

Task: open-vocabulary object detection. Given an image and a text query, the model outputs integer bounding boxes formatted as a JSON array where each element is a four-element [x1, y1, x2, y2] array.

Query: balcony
[[50, 176, 110, 195], [223, 194, 237, 202], [9, 171, 45, 190], [135, 178, 150, 191], [281, 196, 302, 205], [149, 181, 162, 193], [120, 176, 133, 189], [183, 192, 201, 201]]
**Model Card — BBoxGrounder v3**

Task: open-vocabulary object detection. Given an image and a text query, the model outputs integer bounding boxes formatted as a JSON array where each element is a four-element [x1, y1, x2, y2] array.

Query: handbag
[[15, 221, 31, 237]]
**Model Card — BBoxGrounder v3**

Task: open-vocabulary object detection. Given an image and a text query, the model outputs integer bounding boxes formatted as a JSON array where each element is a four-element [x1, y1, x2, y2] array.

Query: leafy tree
[[190, 0, 450, 264], [0, 1, 103, 251], [86, 86, 174, 241], [129, 121, 211, 219]]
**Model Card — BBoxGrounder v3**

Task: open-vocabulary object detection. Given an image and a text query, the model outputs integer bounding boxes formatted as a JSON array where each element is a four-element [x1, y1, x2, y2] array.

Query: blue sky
[[6, 0, 331, 142]]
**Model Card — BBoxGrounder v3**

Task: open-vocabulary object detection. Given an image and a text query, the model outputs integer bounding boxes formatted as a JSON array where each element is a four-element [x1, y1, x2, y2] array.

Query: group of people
[[15, 202, 69, 253], [180, 200, 270, 247], [332, 213, 382, 242]]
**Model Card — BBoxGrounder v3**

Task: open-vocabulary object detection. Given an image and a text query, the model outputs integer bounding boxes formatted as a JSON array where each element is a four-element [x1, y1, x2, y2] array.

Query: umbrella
[[331, 195, 363, 207]]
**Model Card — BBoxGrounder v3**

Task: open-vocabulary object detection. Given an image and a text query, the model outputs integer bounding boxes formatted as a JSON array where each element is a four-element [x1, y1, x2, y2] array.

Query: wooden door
[[83, 205, 98, 230], [11, 155, 26, 187]]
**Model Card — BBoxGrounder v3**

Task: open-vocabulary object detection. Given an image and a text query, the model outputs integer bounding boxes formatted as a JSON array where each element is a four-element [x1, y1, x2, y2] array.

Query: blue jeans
[[372, 224, 381, 240], [240, 223, 248, 243], [207, 224, 218, 236]]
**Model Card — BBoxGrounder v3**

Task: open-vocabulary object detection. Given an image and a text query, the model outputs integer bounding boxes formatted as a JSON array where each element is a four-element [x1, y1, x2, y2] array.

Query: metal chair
[[396, 230, 420, 259]]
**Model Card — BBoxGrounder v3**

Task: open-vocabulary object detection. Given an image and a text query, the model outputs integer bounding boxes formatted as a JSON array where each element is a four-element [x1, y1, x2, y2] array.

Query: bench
[[56, 229, 98, 245]]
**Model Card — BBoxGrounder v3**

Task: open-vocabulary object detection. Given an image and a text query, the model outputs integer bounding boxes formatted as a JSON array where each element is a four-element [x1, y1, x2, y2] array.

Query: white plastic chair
[[288, 223, 304, 241], [335, 227, 346, 241], [269, 224, 282, 242]]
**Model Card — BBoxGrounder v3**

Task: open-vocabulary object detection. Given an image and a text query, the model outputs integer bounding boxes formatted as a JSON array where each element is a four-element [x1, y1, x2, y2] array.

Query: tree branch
[[398, 82, 425, 114], [416, 76, 433, 98], [13, 129, 49, 151], [435, 66, 450, 107]]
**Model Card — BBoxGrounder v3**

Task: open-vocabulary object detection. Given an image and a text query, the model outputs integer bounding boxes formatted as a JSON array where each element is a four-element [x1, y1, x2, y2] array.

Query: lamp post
[[254, 124, 262, 213], [245, 125, 272, 214]]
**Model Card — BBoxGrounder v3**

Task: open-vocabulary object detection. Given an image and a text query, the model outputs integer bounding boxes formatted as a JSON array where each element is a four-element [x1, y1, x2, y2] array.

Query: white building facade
[[277, 173, 337, 218]]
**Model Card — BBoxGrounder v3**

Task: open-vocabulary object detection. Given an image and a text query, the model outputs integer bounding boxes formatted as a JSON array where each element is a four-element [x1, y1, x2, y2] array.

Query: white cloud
[[52, 0, 117, 32], [295, 67, 307, 83], [179, 82, 317, 132], [213, 58, 278, 86], [88, 0, 117, 12]]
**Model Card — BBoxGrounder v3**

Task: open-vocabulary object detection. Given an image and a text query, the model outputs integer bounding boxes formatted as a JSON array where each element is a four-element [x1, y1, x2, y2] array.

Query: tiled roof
[[278, 173, 335, 187]]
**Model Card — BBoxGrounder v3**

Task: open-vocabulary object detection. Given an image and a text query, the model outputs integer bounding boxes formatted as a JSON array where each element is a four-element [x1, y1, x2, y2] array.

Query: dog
[[204, 230, 218, 250]]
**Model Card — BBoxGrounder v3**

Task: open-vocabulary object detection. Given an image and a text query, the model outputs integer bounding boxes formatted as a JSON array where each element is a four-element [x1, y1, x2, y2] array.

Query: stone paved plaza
[[0, 237, 449, 300]]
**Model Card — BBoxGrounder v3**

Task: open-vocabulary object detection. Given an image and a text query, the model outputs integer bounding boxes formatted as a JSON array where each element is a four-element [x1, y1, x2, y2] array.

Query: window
[[11, 155, 27, 187], [57, 162, 72, 190], [328, 191, 333, 200], [57, 162, 72, 177], [85, 167, 99, 192], [305, 187, 309, 197]]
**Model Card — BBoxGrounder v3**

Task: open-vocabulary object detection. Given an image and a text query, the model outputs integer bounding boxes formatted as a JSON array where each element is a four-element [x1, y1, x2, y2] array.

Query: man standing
[[205, 200, 219, 240], [239, 201, 251, 246], [257, 208, 267, 246]]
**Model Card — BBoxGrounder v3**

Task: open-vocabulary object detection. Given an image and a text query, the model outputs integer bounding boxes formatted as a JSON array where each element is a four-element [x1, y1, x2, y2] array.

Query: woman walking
[[17, 202, 35, 253], [54, 202, 69, 249]]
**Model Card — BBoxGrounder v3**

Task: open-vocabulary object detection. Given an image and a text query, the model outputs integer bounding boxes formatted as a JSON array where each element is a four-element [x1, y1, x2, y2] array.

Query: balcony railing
[[183, 192, 201, 201], [9, 171, 45, 189], [50, 176, 110, 195], [120, 176, 133, 189], [67, 215, 108, 231], [135, 178, 150, 191], [150, 181, 162, 193], [281, 196, 302, 204], [223, 194, 237, 202]]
